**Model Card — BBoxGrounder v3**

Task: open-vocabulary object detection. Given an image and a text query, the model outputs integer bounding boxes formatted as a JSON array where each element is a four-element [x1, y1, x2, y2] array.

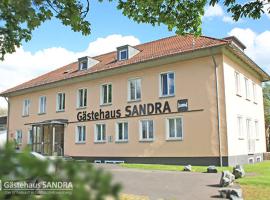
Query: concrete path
[[95, 164, 223, 200]]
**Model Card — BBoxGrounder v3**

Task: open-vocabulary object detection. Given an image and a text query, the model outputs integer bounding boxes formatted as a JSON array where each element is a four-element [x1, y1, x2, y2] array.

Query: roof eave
[[0, 44, 226, 97]]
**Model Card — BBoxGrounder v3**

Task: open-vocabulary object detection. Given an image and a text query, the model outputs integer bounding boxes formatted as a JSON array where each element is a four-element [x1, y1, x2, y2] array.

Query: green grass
[[120, 163, 232, 173], [120, 161, 270, 200], [237, 161, 270, 186]]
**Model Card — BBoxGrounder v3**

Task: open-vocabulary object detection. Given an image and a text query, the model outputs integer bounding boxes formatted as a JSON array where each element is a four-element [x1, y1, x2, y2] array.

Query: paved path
[[95, 164, 223, 200]]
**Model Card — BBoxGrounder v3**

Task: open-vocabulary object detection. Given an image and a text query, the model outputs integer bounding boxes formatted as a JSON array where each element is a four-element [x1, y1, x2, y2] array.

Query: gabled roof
[[0, 34, 268, 96]]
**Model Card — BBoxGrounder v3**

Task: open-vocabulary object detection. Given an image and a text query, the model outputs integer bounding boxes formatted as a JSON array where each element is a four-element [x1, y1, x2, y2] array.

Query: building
[[0, 115, 7, 147], [0, 35, 269, 166]]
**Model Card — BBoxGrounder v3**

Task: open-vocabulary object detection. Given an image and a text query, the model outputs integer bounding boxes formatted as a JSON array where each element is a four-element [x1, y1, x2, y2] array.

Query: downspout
[[4, 97, 10, 143], [210, 50, 223, 167]]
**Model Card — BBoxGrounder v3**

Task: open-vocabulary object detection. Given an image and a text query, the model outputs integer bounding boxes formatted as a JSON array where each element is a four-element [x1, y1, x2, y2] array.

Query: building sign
[[177, 99, 188, 112], [77, 101, 172, 122]]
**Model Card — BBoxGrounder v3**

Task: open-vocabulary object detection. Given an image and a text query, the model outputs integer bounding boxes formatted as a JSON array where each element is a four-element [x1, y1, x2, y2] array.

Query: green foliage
[[1, 0, 269, 60], [263, 83, 270, 151], [0, 143, 121, 199], [0, 0, 90, 60], [263, 83, 270, 126]]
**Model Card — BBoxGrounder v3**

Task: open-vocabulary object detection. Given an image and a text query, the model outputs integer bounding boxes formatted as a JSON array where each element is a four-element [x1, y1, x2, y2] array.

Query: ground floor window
[[166, 117, 183, 140], [15, 130, 23, 144], [76, 126, 86, 143], [116, 122, 128, 142], [95, 124, 106, 142], [140, 120, 154, 141]]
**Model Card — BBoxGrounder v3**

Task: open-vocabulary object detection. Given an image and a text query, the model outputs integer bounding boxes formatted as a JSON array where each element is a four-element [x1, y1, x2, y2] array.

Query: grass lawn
[[120, 163, 232, 173], [120, 161, 270, 200]]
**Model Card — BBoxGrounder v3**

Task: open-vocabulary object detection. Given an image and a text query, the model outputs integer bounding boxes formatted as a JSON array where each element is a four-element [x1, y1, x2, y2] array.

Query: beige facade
[[2, 36, 269, 166]]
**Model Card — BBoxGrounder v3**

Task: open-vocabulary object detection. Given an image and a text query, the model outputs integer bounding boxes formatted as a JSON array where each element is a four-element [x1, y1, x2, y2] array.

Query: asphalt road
[[95, 164, 223, 200]]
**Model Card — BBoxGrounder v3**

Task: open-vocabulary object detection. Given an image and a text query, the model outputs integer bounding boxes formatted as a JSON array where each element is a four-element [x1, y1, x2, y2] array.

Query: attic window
[[119, 49, 128, 61], [79, 60, 88, 70]]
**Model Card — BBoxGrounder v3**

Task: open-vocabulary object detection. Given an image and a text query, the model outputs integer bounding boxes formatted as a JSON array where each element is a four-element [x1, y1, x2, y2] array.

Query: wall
[[8, 55, 225, 159], [222, 54, 266, 164]]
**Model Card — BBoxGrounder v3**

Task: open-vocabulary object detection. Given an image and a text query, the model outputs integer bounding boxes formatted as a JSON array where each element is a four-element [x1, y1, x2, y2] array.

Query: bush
[[0, 143, 121, 200]]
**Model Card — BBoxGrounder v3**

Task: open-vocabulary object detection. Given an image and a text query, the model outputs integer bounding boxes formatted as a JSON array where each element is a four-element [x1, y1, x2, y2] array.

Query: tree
[[0, 0, 269, 60], [263, 83, 270, 151]]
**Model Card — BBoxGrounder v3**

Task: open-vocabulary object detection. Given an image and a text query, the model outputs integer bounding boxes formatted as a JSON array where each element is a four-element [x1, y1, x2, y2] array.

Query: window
[[76, 126, 86, 143], [101, 84, 112, 105], [237, 115, 244, 139], [160, 72, 175, 97], [252, 83, 257, 103], [128, 78, 141, 101], [15, 130, 22, 144], [166, 117, 183, 140], [77, 89, 87, 108], [244, 78, 250, 100], [28, 130, 33, 144], [119, 49, 128, 60], [140, 120, 154, 141], [79, 60, 88, 70], [255, 120, 259, 139], [56, 93, 65, 111], [116, 122, 128, 141], [39, 96, 46, 114], [22, 99, 30, 116], [95, 124, 106, 142], [234, 72, 241, 96]]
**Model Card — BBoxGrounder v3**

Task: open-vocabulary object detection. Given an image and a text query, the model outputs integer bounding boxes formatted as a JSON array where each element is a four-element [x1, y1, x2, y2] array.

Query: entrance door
[[246, 118, 255, 154], [31, 124, 64, 156]]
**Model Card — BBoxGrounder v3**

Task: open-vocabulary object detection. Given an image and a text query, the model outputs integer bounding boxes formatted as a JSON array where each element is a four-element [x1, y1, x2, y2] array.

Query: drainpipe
[[4, 97, 10, 143], [210, 50, 223, 167]]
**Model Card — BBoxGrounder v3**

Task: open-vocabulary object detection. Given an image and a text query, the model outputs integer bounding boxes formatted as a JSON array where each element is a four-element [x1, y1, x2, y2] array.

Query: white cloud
[[204, 4, 224, 18], [228, 28, 270, 74], [0, 34, 140, 108], [204, 4, 243, 24]]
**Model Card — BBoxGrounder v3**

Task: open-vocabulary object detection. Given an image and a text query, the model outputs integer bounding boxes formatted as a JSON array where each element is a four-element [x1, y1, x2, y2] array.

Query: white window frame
[[234, 71, 241, 96], [128, 78, 141, 102], [159, 71, 175, 97], [38, 96, 46, 114], [95, 123, 106, 143], [237, 115, 244, 139], [77, 88, 87, 108], [252, 82, 257, 103], [166, 116, 183, 140], [56, 92, 65, 112], [115, 121, 129, 142], [15, 130, 22, 144], [255, 120, 259, 140], [75, 125, 86, 143], [139, 119, 154, 141], [119, 49, 128, 61], [100, 83, 112, 105], [22, 99, 30, 116], [244, 78, 250, 100]]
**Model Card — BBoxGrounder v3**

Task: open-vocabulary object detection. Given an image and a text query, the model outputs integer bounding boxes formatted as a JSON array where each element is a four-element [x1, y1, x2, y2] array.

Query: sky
[[0, 1, 270, 108]]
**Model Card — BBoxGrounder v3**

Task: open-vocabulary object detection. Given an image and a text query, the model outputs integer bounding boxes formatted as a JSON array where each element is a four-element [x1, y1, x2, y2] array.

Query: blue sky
[[22, 0, 269, 53], [0, 1, 270, 108]]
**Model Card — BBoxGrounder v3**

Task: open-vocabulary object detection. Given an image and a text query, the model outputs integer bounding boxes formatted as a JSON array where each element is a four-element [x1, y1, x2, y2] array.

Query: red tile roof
[[0, 34, 266, 96]]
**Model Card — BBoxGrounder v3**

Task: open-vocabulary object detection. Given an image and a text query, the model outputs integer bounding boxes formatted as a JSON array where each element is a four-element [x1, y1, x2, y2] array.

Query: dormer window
[[119, 49, 128, 61], [78, 56, 100, 71], [117, 45, 140, 61], [80, 60, 88, 70]]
